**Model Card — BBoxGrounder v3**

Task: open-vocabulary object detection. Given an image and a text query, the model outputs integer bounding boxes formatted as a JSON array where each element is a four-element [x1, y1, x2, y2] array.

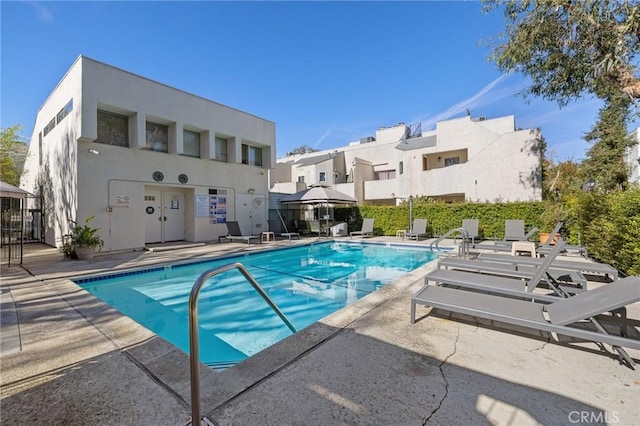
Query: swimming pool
[[77, 241, 437, 369]]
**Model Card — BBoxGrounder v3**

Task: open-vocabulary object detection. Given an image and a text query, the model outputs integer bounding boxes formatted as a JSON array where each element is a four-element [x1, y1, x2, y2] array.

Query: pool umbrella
[[280, 184, 356, 234]]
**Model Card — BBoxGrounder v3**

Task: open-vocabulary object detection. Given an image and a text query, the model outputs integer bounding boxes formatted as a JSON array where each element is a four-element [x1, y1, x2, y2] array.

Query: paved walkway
[[1, 238, 639, 425]]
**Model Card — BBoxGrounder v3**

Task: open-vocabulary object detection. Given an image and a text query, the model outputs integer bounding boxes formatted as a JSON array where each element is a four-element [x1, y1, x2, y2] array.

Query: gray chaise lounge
[[411, 275, 640, 367], [219, 221, 261, 245]]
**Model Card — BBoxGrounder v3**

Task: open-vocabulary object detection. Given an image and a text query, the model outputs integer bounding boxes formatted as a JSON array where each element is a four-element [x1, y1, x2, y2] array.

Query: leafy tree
[[0, 125, 28, 185], [484, 0, 639, 190], [286, 145, 319, 156], [582, 92, 636, 191], [484, 0, 640, 105], [542, 157, 584, 200]]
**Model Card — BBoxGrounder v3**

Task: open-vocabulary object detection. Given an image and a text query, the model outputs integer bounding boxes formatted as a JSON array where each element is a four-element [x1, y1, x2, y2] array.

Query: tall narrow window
[[183, 130, 200, 157], [241, 143, 263, 166], [56, 100, 73, 124], [215, 137, 228, 162], [146, 121, 169, 153], [38, 132, 43, 166], [399, 161, 404, 175], [97, 110, 129, 147], [319, 172, 326, 182]]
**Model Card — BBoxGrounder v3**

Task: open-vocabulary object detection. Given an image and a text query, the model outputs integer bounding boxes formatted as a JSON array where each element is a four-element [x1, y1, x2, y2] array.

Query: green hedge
[[338, 202, 547, 240], [336, 188, 640, 276], [570, 187, 640, 276]]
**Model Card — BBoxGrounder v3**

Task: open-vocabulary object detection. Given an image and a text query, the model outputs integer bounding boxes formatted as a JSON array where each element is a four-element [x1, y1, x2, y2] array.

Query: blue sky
[[0, 1, 614, 161]]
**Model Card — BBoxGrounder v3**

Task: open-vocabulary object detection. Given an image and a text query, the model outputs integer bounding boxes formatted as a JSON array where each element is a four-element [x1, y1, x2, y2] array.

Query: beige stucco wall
[[22, 55, 275, 250]]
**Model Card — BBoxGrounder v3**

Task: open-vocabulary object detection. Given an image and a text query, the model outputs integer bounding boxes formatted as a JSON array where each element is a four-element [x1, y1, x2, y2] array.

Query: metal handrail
[[430, 227, 470, 259], [189, 262, 296, 425]]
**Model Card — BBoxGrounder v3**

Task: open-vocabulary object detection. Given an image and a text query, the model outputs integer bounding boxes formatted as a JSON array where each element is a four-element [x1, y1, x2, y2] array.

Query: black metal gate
[[1, 195, 44, 266]]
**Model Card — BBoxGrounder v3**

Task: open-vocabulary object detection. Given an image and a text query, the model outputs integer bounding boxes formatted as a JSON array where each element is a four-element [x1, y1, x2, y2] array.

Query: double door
[[144, 189, 185, 243]]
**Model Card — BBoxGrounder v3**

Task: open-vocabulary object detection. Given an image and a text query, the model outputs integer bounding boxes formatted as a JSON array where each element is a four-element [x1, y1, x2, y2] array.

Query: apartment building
[[21, 56, 275, 251], [271, 115, 543, 205]]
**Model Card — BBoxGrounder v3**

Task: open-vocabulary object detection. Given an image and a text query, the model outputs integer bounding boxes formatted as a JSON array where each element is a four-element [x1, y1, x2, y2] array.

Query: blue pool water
[[77, 241, 437, 368]]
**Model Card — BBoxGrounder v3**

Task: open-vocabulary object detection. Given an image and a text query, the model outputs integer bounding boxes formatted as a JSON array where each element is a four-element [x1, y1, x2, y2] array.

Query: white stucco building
[[271, 115, 543, 205], [21, 56, 275, 251]]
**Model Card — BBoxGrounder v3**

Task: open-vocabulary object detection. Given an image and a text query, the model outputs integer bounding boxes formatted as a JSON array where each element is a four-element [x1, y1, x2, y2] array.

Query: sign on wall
[[195, 195, 209, 217], [201, 189, 228, 224], [210, 195, 227, 224]]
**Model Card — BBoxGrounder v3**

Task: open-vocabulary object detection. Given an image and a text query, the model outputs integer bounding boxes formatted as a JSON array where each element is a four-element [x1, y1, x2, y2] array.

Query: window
[[96, 110, 129, 147], [38, 132, 43, 166], [297, 176, 305, 183], [374, 170, 396, 180], [319, 172, 326, 182], [146, 121, 169, 153], [183, 130, 200, 157], [43, 117, 56, 137], [444, 157, 460, 167], [215, 137, 228, 162], [399, 161, 404, 175], [56, 100, 73, 124], [241, 143, 263, 166]]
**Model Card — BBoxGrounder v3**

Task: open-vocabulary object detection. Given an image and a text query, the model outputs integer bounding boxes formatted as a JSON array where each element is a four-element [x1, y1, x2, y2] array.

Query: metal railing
[[188, 262, 296, 425], [429, 227, 471, 259]]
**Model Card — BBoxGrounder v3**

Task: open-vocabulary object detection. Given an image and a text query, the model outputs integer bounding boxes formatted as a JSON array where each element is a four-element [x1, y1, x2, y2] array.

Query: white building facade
[[272, 115, 543, 204], [21, 56, 275, 251]]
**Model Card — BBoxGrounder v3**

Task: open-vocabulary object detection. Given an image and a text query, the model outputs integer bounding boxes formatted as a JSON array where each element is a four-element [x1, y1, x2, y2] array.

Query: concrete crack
[[422, 328, 459, 425], [531, 340, 550, 353]]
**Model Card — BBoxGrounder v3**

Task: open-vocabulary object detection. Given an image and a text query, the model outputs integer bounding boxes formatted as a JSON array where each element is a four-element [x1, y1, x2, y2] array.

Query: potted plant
[[61, 216, 104, 260]]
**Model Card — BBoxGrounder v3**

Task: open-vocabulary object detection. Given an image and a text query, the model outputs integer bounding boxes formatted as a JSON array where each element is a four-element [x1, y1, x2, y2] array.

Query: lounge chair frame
[[426, 241, 572, 304], [477, 253, 618, 281], [406, 218, 428, 241], [218, 221, 261, 245], [411, 276, 640, 366], [267, 219, 300, 240], [350, 218, 374, 238]]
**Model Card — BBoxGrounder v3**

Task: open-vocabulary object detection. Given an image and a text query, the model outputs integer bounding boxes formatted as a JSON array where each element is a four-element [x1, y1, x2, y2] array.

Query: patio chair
[[537, 221, 588, 258], [267, 219, 300, 240], [425, 240, 573, 303], [218, 221, 261, 245], [308, 220, 327, 237], [473, 220, 538, 252], [436, 240, 588, 292], [406, 218, 428, 240], [503, 219, 538, 242], [477, 252, 619, 281], [350, 218, 374, 238], [411, 275, 640, 367], [461, 219, 480, 244]]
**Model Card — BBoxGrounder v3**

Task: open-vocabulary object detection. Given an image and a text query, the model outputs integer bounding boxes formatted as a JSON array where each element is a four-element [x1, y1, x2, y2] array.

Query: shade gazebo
[[1, 181, 33, 266], [280, 184, 356, 234]]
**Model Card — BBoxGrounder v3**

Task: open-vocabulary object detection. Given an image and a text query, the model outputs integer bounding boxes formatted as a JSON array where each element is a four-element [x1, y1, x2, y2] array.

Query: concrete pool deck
[[1, 237, 639, 425]]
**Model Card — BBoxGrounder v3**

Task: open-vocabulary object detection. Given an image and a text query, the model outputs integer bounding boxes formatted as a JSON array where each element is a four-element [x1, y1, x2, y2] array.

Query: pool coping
[[39, 239, 444, 415]]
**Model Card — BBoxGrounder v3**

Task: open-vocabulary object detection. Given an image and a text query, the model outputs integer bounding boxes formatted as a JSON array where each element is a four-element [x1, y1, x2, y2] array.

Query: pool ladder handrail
[[430, 227, 471, 259], [188, 262, 297, 426]]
